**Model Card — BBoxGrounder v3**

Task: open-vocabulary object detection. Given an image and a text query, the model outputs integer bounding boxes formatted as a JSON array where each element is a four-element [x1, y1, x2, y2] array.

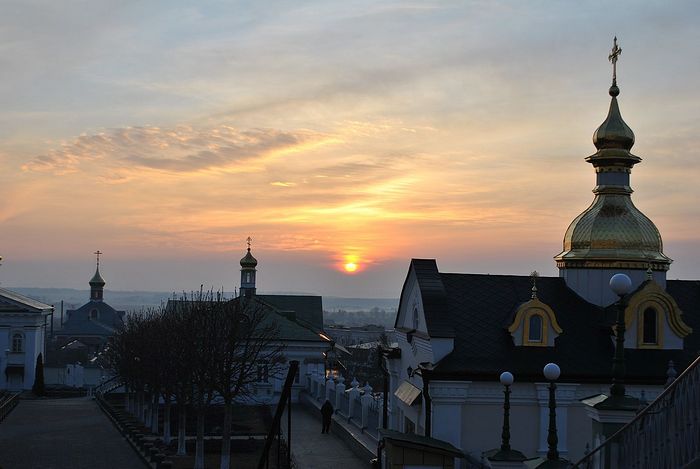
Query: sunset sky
[[1, 1, 699, 297]]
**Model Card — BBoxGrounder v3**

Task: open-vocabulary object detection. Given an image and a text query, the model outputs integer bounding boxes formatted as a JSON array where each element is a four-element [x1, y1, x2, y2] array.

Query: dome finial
[[246, 236, 252, 251], [530, 270, 539, 299], [608, 36, 622, 96]]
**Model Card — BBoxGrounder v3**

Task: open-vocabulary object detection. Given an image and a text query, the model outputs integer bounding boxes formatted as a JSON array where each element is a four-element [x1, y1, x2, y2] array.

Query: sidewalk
[[284, 404, 371, 469], [0, 397, 146, 469]]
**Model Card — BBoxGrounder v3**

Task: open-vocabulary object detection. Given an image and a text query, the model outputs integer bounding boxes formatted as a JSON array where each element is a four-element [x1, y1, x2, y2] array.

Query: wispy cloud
[[22, 125, 327, 174]]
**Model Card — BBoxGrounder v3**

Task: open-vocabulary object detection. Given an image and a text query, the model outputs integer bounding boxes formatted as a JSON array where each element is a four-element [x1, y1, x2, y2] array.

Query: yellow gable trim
[[624, 282, 692, 338], [508, 298, 563, 335]]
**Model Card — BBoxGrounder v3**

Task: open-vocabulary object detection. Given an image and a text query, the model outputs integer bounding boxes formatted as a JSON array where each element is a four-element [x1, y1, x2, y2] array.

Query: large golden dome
[[557, 193, 671, 270]]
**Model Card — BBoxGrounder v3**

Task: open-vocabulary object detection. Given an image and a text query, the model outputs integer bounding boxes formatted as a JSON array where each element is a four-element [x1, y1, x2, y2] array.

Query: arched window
[[642, 308, 658, 345], [90, 309, 98, 320], [528, 314, 543, 342], [245, 272, 251, 283], [11, 333, 23, 352], [412, 307, 419, 330]]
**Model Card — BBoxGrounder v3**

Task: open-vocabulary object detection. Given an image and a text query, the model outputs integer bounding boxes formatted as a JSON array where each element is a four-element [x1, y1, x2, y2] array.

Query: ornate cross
[[608, 36, 622, 85], [530, 270, 539, 299], [246, 237, 252, 250], [94, 250, 102, 267]]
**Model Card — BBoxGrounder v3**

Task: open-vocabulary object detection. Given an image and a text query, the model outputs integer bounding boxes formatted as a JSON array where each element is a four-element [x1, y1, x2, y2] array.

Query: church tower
[[240, 237, 258, 298], [555, 38, 671, 306], [89, 250, 106, 302]]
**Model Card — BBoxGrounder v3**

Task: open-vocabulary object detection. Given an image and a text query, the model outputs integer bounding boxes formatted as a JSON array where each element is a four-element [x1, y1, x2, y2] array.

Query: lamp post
[[543, 363, 561, 462], [609, 273, 632, 399], [499, 371, 514, 452]]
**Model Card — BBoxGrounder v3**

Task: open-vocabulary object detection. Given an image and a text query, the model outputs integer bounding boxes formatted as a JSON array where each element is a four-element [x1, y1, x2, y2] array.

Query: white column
[[430, 381, 470, 469], [335, 376, 346, 414], [326, 378, 336, 405], [535, 382, 579, 457], [348, 378, 360, 422], [361, 383, 374, 429]]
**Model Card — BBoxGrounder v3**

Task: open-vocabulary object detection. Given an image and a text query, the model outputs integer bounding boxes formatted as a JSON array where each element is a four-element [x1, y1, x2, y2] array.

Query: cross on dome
[[608, 36, 622, 86]]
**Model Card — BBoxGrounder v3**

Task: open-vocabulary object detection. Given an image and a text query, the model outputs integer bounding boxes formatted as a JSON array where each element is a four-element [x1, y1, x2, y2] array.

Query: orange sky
[[1, 1, 700, 297]]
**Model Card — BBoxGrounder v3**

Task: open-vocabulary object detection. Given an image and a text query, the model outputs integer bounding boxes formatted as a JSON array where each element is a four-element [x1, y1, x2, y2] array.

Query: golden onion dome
[[89, 267, 106, 287], [592, 85, 635, 151], [556, 195, 671, 270], [240, 248, 258, 268]]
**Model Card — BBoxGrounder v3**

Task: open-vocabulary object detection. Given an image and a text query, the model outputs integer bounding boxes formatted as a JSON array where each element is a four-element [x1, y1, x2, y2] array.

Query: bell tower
[[240, 237, 258, 298]]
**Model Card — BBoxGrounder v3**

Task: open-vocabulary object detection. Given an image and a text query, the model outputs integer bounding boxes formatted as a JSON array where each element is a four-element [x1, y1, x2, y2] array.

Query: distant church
[[54, 252, 125, 356], [387, 44, 698, 463]]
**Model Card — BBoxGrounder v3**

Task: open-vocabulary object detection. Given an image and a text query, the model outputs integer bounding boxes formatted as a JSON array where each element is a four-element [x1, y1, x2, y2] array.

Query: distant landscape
[[9, 287, 398, 329]]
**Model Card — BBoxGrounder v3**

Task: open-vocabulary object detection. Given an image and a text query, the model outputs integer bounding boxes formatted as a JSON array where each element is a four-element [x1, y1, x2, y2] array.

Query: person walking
[[321, 400, 334, 434]]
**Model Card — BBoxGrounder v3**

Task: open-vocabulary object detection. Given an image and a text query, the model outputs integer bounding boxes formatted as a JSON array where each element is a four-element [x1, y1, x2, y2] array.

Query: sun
[[344, 262, 358, 273]]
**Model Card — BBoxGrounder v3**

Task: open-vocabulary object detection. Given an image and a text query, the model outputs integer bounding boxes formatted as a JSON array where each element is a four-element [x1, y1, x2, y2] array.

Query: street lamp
[[543, 363, 561, 462], [609, 273, 632, 399], [499, 371, 514, 452]]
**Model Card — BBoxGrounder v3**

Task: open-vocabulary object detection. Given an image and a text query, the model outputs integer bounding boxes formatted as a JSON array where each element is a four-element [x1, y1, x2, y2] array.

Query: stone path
[[284, 405, 370, 469], [0, 397, 146, 469]]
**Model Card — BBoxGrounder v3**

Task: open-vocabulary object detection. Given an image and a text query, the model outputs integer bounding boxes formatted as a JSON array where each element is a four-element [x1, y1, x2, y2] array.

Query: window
[[90, 309, 98, 319], [528, 315, 543, 342], [245, 272, 252, 283], [642, 308, 658, 345], [412, 307, 419, 330], [11, 333, 23, 352]]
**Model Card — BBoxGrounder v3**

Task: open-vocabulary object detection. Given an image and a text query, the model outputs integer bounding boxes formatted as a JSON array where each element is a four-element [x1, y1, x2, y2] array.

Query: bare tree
[[211, 297, 284, 469]]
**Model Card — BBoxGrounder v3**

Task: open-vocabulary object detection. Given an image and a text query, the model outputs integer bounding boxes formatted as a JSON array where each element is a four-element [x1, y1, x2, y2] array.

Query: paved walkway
[[284, 406, 370, 469], [0, 397, 145, 469]]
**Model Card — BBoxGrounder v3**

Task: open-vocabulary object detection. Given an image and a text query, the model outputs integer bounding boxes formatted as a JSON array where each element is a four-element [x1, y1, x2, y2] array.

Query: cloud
[[22, 125, 326, 174]]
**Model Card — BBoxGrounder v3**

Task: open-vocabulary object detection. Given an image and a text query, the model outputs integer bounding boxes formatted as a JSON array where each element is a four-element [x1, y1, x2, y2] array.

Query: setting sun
[[344, 262, 358, 273]]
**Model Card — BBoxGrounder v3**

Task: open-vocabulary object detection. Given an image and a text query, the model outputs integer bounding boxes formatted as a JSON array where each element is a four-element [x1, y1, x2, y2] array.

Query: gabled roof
[[413, 267, 698, 384], [257, 294, 323, 331], [59, 300, 124, 338], [166, 296, 327, 343], [0, 287, 53, 314], [396, 259, 454, 338]]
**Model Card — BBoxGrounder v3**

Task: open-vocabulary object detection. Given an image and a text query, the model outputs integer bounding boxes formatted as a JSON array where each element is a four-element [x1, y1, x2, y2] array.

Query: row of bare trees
[[106, 290, 285, 469]]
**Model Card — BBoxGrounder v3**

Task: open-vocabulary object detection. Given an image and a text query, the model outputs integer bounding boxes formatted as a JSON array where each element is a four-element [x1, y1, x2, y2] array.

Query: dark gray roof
[[396, 260, 454, 338], [166, 296, 327, 343], [410, 260, 698, 384], [257, 294, 324, 331], [58, 300, 124, 339]]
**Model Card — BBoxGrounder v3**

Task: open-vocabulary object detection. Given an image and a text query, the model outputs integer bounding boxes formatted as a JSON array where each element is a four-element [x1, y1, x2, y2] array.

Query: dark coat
[[321, 401, 333, 419]]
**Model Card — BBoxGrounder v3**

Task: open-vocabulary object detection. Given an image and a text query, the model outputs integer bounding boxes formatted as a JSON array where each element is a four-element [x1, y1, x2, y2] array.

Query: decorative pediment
[[622, 281, 692, 349], [507, 298, 563, 347]]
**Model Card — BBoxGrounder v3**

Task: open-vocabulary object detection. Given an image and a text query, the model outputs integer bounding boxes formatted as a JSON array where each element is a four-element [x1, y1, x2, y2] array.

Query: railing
[[573, 355, 700, 469], [258, 360, 299, 469], [0, 392, 21, 423], [93, 374, 122, 396], [305, 371, 385, 442]]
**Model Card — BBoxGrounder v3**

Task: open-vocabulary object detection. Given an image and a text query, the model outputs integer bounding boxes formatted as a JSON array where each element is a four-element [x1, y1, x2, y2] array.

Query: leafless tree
[[211, 296, 285, 469]]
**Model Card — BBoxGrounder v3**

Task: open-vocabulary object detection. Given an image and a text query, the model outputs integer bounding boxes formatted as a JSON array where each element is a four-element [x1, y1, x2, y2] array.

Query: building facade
[[0, 288, 53, 391]]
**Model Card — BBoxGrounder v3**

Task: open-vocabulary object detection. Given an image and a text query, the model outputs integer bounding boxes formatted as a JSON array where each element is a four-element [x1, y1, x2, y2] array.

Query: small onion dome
[[240, 248, 258, 268], [89, 267, 106, 287], [592, 85, 636, 152]]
